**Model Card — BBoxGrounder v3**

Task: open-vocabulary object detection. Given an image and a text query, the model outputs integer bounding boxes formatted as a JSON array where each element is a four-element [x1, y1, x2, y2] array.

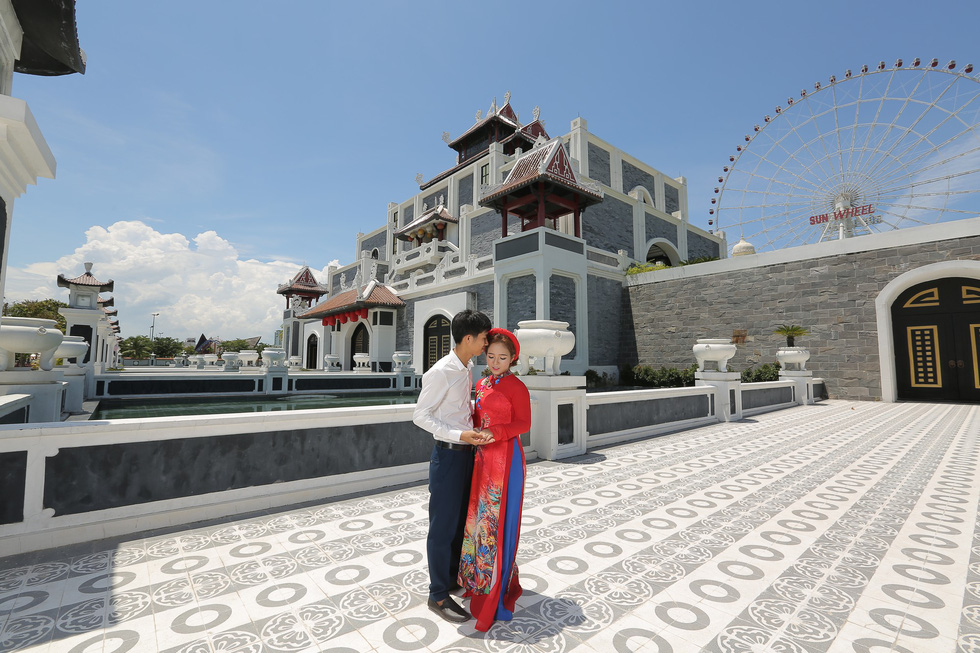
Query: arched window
[[646, 244, 672, 266], [350, 323, 369, 370], [305, 334, 318, 369], [423, 315, 452, 372], [371, 248, 379, 259]]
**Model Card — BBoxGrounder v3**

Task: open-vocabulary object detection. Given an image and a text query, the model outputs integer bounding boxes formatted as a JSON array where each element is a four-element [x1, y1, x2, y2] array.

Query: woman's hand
[[479, 429, 495, 444], [460, 430, 491, 445]]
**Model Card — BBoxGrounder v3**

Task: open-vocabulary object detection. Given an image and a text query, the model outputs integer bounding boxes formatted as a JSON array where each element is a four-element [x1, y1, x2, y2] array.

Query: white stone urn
[[187, 354, 205, 369], [514, 320, 575, 376], [693, 338, 737, 372], [323, 354, 341, 371], [392, 351, 412, 371], [261, 347, 287, 368], [203, 353, 219, 366], [288, 355, 302, 368], [353, 352, 371, 372], [238, 350, 259, 366], [776, 346, 810, 371], [0, 317, 65, 371], [221, 352, 241, 371], [54, 335, 90, 367]]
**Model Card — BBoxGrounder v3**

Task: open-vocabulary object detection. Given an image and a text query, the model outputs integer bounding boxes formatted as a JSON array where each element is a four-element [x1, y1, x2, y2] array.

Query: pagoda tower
[[277, 266, 328, 364]]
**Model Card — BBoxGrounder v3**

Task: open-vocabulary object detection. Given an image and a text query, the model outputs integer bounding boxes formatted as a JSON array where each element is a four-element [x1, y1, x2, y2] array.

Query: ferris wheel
[[711, 58, 980, 254]]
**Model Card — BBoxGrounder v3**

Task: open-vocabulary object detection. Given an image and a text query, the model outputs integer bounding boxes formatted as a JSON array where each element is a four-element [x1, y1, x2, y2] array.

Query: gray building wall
[[423, 188, 447, 210], [664, 184, 680, 215], [457, 173, 473, 211], [471, 211, 521, 258], [588, 143, 611, 186], [622, 161, 657, 202], [645, 212, 678, 247], [506, 275, 535, 331], [582, 196, 634, 258], [402, 205, 414, 227], [361, 230, 387, 257], [549, 274, 577, 359], [687, 231, 721, 260], [621, 234, 980, 401], [396, 281, 495, 352], [588, 275, 622, 367]]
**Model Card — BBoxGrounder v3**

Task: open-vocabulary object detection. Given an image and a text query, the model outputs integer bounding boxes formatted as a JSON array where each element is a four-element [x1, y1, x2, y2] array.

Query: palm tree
[[120, 335, 152, 359], [773, 325, 809, 347]]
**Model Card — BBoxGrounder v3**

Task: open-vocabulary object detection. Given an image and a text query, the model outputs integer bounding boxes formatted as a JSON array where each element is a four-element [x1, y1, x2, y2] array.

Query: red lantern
[[327, 316, 336, 326], [359, 308, 368, 319], [338, 314, 347, 324], [322, 318, 328, 326]]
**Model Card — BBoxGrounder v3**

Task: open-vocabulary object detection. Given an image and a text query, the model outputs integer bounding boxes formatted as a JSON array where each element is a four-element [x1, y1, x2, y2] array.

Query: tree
[[151, 336, 184, 358], [773, 324, 809, 347], [219, 338, 265, 353], [2, 299, 68, 332], [120, 335, 152, 359]]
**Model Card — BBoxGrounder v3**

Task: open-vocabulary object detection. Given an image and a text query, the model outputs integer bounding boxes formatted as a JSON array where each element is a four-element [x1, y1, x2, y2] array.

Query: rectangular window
[[480, 163, 489, 186], [379, 311, 394, 326], [392, 211, 398, 224]]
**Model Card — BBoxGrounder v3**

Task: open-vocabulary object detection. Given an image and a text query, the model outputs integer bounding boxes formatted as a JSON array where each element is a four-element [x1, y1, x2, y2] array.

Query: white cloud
[[3, 220, 338, 342]]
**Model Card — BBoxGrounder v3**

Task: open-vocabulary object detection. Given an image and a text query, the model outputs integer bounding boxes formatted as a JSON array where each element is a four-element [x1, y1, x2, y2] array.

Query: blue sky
[[5, 0, 979, 341]]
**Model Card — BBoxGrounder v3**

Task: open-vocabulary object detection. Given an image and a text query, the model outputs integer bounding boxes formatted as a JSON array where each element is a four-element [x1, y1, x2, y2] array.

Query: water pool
[[91, 392, 420, 420]]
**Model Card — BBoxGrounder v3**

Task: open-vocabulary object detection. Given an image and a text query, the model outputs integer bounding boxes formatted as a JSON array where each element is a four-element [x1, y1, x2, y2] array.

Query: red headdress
[[487, 327, 520, 360]]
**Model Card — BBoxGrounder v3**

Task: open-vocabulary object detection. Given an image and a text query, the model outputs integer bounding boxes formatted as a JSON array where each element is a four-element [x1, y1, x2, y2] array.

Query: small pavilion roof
[[102, 307, 118, 317], [480, 139, 604, 208], [12, 0, 86, 76], [277, 266, 328, 297], [394, 204, 458, 241], [299, 282, 404, 320], [57, 263, 114, 292], [448, 100, 521, 149], [97, 295, 114, 307]]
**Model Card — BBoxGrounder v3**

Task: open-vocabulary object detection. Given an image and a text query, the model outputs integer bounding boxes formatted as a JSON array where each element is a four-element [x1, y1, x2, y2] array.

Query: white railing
[[388, 252, 493, 293], [390, 240, 458, 272]]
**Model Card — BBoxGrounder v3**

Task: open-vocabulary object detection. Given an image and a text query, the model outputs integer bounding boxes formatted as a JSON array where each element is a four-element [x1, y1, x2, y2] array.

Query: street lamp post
[[150, 312, 160, 341]]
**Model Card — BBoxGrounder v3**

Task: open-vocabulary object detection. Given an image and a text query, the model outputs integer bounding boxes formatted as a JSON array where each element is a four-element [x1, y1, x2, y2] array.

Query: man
[[413, 309, 492, 623]]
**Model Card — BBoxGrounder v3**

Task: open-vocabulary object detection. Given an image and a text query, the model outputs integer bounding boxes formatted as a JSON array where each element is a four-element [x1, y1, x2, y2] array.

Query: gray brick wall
[[361, 231, 387, 258], [645, 213, 678, 248], [402, 205, 414, 227], [687, 231, 721, 260], [396, 281, 495, 352], [664, 184, 680, 215], [583, 196, 634, 258], [457, 174, 473, 211], [622, 161, 656, 202], [621, 234, 980, 401], [588, 143, 611, 186], [471, 210, 521, 258], [588, 275, 622, 366], [549, 274, 577, 359], [423, 188, 447, 210], [506, 275, 536, 331]]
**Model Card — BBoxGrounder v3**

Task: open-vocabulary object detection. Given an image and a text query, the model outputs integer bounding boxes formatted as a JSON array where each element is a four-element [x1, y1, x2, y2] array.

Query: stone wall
[[457, 173, 473, 212], [506, 275, 535, 331], [582, 196, 634, 258], [396, 281, 495, 351], [687, 231, 721, 260], [622, 161, 656, 201], [361, 230, 387, 257], [645, 212, 678, 247], [621, 234, 980, 400], [588, 274, 622, 366], [664, 183, 680, 214], [549, 274, 577, 358], [470, 210, 520, 258], [588, 143, 611, 186]]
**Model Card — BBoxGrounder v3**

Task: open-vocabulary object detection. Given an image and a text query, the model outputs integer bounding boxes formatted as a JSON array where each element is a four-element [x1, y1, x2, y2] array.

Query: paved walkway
[[1, 400, 978, 652]]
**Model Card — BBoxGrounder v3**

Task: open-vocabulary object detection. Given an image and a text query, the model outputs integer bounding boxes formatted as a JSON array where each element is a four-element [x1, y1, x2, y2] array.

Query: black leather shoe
[[427, 596, 470, 623]]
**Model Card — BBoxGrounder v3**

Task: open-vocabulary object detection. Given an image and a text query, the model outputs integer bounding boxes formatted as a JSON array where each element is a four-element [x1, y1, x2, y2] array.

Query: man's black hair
[[451, 309, 492, 344]]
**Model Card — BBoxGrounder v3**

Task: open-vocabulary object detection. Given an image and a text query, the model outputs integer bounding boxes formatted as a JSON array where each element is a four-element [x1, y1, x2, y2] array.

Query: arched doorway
[[350, 322, 369, 370], [305, 334, 318, 370], [891, 276, 980, 402], [423, 314, 452, 372]]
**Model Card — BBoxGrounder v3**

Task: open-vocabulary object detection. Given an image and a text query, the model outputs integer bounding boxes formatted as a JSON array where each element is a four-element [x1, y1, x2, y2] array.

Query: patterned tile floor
[[1, 400, 979, 653]]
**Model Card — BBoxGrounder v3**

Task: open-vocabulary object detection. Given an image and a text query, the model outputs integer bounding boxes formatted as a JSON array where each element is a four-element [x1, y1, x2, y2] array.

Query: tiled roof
[[394, 205, 458, 239], [481, 139, 603, 205], [277, 266, 329, 296], [57, 265, 114, 292], [299, 284, 405, 320], [448, 101, 520, 148], [97, 296, 114, 307]]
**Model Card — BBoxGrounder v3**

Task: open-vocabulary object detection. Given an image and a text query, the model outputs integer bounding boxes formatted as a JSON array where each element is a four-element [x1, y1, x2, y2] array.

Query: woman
[[458, 328, 532, 631]]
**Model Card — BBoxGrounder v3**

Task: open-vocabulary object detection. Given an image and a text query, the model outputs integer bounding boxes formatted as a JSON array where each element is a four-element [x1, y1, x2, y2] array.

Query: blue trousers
[[427, 444, 473, 601]]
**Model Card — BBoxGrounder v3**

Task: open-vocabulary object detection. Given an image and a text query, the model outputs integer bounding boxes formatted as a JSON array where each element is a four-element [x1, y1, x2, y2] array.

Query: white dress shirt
[[413, 350, 474, 443]]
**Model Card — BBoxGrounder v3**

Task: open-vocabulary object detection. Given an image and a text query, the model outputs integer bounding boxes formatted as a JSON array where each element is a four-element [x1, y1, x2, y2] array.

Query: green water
[[92, 392, 420, 420]]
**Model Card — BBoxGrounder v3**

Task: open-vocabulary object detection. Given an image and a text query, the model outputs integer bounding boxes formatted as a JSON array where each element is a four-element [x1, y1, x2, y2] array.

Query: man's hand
[[460, 430, 487, 445], [479, 429, 495, 444]]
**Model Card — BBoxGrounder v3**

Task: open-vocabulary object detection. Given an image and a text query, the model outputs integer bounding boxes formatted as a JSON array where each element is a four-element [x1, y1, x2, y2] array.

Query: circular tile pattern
[[615, 529, 652, 543], [543, 505, 573, 516], [777, 519, 816, 532], [761, 531, 802, 546], [881, 584, 945, 609], [0, 590, 47, 614], [570, 497, 598, 506], [892, 564, 950, 585], [547, 556, 589, 575], [718, 560, 764, 580], [689, 579, 740, 603], [868, 608, 938, 638], [68, 631, 139, 653], [256, 582, 308, 607], [383, 550, 423, 567], [161, 556, 209, 575], [584, 542, 623, 558], [324, 564, 370, 586], [382, 616, 438, 650], [230, 542, 273, 558], [339, 518, 373, 531], [78, 571, 137, 594], [642, 517, 676, 530], [738, 545, 784, 561], [654, 601, 710, 630], [287, 530, 326, 544], [171, 603, 232, 634]]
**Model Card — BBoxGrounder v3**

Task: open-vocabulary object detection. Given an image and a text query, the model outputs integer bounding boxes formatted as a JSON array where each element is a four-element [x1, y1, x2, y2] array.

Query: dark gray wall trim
[[495, 234, 539, 260], [544, 232, 584, 255], [107, 379, 257, 396], [742, 386, 794, 410], [0, 451, 26, 524], [587, 394, 709, 435], [43, 421, 433, 515]]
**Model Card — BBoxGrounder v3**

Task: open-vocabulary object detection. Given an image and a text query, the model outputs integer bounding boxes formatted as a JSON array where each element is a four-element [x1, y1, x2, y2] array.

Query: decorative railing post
[[693, 338, 742, 422]]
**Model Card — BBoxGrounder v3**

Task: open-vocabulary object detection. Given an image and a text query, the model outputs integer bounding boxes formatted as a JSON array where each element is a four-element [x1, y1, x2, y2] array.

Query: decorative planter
[[353, 353, 371, 372], [776, 346, 810, 371], [54, 335, 90, 367], [203, 353, 218, 366], [693, 338, 737, 372], [0, 317, 65, 371], [323, 354, 341, 371], [261, 347, 287, 368], [514, 320, 575, 376], [221, 352, 241, 371], [187, 354, 205, 368], [238, 350, 259, 366], [392, 351, 412, 371]]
